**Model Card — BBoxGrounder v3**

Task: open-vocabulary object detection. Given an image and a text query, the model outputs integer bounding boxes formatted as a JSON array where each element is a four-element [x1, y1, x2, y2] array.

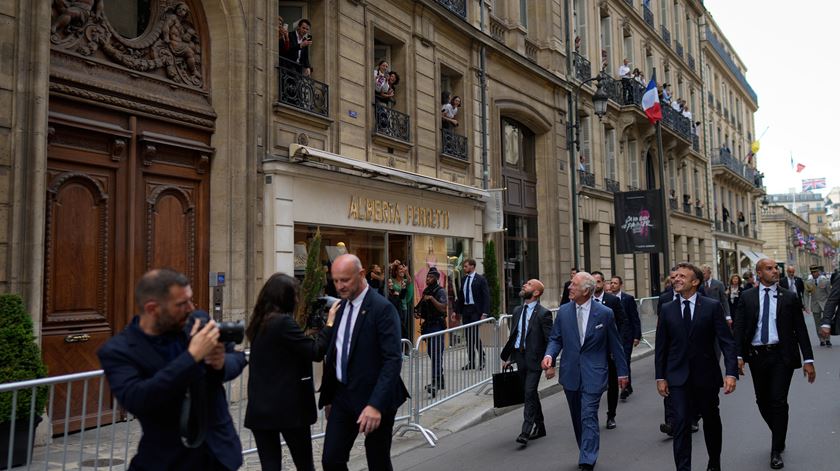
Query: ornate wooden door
[[46, 0, 215, 432]]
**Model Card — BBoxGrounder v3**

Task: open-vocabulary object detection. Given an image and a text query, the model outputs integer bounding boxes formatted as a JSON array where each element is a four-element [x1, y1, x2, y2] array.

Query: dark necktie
[[761, 288, 770, 345], [682, 300, 691, 332], [340, 303, 355, 384], [518, 305, 529, 352], [465, 275, 473, 304]]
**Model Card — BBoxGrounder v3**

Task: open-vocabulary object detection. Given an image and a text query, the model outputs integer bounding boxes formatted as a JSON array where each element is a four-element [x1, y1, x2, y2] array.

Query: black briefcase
[[492, 366, 524, 408]]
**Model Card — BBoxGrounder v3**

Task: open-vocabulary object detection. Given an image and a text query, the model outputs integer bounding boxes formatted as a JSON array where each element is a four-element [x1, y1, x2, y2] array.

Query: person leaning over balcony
[[618, 58, 631, 78], [373, 60, 392, 106], [244, 273, 336, 471], [97, 269, 247, 471], [279, 18, 312, 76], [441, 95, 461, 129], [385, 71, 400, 107]]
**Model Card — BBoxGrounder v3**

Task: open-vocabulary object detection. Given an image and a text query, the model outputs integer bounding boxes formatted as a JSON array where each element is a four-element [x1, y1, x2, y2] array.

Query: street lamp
[[568, 71, 610, 268]]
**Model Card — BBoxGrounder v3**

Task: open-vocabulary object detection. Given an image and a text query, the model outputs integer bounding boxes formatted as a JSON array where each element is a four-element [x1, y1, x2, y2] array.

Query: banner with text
[[483, 188, 505, 233], [614, 190, 665, 254]]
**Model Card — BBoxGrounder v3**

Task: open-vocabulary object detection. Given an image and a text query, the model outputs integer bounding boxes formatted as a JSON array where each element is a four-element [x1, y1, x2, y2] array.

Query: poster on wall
[[613, 190, 665, 254]]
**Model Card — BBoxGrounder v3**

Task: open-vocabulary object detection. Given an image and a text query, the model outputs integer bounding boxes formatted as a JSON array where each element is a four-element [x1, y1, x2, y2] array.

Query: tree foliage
[[295, 228, 325, 328], [483, 240, 502, 318]]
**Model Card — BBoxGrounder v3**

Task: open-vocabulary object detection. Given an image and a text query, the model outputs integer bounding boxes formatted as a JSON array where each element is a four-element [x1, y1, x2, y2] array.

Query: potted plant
[[295, 227, 326, 330], [0, 294, 48, 469]]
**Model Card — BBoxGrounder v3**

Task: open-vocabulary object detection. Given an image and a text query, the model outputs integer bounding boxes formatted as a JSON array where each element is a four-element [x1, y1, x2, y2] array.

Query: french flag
[[642, 72, 662, 125]]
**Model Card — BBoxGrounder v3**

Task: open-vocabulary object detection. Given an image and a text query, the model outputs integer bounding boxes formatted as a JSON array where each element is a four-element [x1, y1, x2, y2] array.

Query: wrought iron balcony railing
[[692, 134, 700, 152], [441, 128, 468, 161], [579, 170, 596, 187], [688, 53, 696, 71], [573, 52, 592, 82], [624, 0, 633, 7], [675, 40, 684, 59], [660, 25, 671, 46], [643, 5, 655, 28], [683, 202, 692, 213], [661, 104, 692, 141], [435, 0, 466, 20], [712, 150, 756, 186], [669, 198, 678, 210], [627, 184, 641, 191], [605, 178, 621, 193], [695, 206, 703, 218], [715, 220, 722, 231], [278, 66, 330, 117], [707, 91, 714, 104], [374, 104, 411, 143]]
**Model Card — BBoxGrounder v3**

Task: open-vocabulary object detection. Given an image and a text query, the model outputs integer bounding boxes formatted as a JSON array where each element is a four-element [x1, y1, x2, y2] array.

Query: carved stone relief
[[50, 0, 204, 88]]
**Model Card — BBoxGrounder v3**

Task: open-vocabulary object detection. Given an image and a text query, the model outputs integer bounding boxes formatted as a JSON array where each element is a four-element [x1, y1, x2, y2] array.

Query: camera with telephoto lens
[[308, 295, 340, 330]]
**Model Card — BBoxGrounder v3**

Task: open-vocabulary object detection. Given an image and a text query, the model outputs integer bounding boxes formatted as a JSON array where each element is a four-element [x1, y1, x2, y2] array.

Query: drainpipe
[[479, 3, 488, 190], [564, 0, 580, 269], [698, 14, 717, 277]]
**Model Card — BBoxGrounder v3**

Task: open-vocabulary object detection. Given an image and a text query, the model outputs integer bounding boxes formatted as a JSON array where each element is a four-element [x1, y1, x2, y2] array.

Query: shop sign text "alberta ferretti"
[[347, 196, 450, 229]]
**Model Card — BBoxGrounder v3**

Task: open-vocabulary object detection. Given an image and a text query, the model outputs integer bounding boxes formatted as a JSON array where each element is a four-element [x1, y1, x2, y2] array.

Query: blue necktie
[[340, 303, 355, 384], [761, 288, 770, 344], [465, 275, 473, 304], [518, 305, 530, 351]]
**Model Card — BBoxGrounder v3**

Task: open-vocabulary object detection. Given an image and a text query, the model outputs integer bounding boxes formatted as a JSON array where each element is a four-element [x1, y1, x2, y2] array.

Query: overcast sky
[[703, 1, 838, 197]]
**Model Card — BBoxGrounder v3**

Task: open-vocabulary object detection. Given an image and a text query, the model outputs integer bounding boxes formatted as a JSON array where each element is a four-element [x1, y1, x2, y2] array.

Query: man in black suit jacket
[[98, 269, 247, 471], [501, 279, 555, 446], [733, 258, 815, 470], [591, 271, 628, 430], [820, 273, 840, 336], [319, 254, 408, 471], [454, 258, 490, 369], [560, 267, 578, 305], [779, 265, 805, 304], [655, 263, 738, 471], [279, 18, 312, 76], [609, 275, 641, 399]]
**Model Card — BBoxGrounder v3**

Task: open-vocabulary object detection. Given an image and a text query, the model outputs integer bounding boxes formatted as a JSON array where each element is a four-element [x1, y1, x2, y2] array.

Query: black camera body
[[194, 315, 245, 344], [308, 295, 340, 330]]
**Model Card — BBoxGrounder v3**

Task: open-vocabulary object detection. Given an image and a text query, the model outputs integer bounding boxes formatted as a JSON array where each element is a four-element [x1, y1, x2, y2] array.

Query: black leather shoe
[[620, 389, 630, 401], [827, 340, 833, 348], [461, 363, 476, 370], [424, 384, 437, 398], [529, 424, 546, 440], [691, 422, 700, 433], [770, 452, 784, 469], [706, 464, 721, 471], [820, 341, 826, 347], [516, 433, 529, 445], [660, 422, 673, 436], [606, 418, 616, 429], [579, 464, 594, 470]]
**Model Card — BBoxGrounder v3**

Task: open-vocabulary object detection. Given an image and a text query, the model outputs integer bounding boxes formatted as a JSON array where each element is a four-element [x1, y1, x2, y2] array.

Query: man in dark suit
[[98, 269, 247, 471], [454, 258, 490, 370], [279, 18, 312, 76], [655, 262, 738, 471], [609, 275, 641, 400], [733, 258, 815, 470], [591, 271, 627, 430], [319, 254, 409, 471], [561, 267, 578, 305], [501, 279, 555, 446], [702, 265, 731, 325], [542, 272, 628, 471], [820, 270, 840, 336], [779, 265, 805, 305]]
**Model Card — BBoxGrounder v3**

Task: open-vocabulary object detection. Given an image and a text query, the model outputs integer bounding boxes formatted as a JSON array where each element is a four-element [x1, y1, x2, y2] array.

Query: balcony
[[643, 5, 654, 28], [277, 66, 330, 117], [627, 184, 641, 191], [660, 25, 671, 46], [578, 170, 596, 187], [706, 27, 758, 103], [715, 220, 722, 231], [441, 128, 468, 161], [619, 77, 646, 105], [661, 105, 692, 141], [435, 0, 466, 20], [605, 178, 621, 193], [687, 53, 696, 71], [573, 52, 592, 82], [707, 91, 714, 104], [675, 40, 684, 59], [692, 134, 700, 152], [374, 104, 411, 143], [683, 202, 692, 213], [669, 198, 678, 210], [695, 206, 704, 218], [712, 149, 756, 188]]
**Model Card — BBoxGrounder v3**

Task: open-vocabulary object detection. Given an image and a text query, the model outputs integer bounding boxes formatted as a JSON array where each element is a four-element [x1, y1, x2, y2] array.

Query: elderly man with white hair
[[542, 272, 628, 471]]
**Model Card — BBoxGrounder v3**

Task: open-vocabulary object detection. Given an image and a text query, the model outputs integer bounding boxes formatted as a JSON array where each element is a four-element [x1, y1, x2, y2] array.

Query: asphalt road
[[393, 336, 840, 470]]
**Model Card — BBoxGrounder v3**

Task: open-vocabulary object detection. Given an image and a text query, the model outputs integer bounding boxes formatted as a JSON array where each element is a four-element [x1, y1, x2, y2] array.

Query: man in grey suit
[[806, 265, 832, 347], [820, 268, 840, 338], [702, 265, 731, 326]]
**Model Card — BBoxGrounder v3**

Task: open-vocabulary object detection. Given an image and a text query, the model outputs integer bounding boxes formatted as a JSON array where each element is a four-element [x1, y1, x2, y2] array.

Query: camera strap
[[179, 377, 208, 448]]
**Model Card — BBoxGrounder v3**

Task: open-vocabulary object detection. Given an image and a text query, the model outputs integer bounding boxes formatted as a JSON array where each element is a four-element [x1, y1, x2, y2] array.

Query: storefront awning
[[286, 144, 491, 200], [742, 249, 770, 265]]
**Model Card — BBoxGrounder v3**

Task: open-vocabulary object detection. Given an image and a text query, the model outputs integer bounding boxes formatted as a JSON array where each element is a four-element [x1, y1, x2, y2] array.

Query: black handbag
[[492, 365, 524, 408]]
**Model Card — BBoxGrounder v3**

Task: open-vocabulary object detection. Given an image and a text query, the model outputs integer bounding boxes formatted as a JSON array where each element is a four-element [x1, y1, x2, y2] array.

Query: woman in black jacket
[[244, 273, 337, 470]]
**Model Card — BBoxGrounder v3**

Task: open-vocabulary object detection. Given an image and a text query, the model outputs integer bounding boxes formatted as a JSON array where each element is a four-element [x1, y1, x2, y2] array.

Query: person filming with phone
[[279, 17, 313, 77]]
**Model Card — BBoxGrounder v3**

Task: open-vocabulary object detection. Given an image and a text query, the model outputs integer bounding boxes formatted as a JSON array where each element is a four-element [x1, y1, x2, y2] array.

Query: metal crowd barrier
[[636, 296, 659, 349]]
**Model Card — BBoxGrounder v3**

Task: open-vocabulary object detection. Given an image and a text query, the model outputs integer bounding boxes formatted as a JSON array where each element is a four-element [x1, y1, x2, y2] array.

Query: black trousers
[[424, 323, 445, 387], [622, 342, 634, 386], [461, 305, 484, 365], [252, 426, 314, 471], [322, 393, 396, 471], [606, 356, 618, 420], [747, 348, 795, 453], [514, 353, 544, 435], [669, 384, 723, 471]]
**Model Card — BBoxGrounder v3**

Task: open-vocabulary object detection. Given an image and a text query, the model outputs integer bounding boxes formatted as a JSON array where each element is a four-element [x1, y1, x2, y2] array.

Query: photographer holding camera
[[244, 273, 337, 471], [416, 266, 447, 396], [98, 269, 247, 471]]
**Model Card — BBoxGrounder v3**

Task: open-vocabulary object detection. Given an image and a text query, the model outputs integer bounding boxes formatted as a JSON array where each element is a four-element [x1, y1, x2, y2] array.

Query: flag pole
[[653, 66, 671, 288]]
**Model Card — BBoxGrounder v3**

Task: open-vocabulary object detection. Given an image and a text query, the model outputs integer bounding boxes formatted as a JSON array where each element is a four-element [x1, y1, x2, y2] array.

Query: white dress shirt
[[514, 301, 537, 349], [464, 273, 475, 305], [752, 284, 779, 346], [680, 292, 698, 321], [787, 277, 797, 296], [576, 299, 592, 345], [618, 64, 631, 77], [335, 286, 368, 383]]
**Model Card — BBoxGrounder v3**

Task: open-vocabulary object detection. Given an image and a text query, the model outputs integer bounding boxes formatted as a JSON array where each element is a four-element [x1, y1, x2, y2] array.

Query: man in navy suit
[[279, 18, 312, 76], [609, 275, 641, 400], [591, 271, 627, 430], [319, 254, 409, 471], [655, 263, 738, 471], [98, 269, 247, 471], [455, 258, 490, 369], [542, 272, 628, 471]]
